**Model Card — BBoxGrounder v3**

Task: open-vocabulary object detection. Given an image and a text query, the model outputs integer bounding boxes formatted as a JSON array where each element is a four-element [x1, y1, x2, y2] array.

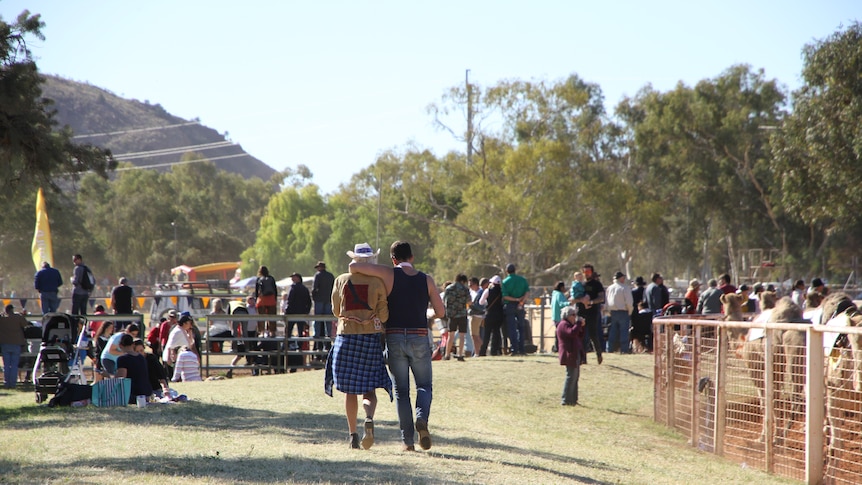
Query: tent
[[230, 276, 257, 289], [276, 276, 315, 288]]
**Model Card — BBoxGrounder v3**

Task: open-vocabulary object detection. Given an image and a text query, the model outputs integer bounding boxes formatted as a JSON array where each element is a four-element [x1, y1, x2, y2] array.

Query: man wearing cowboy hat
[[605, 272, 634, 353], [349, 240, 445, 452], [325, 243, 392, 450], [312, 261, 336, 353]]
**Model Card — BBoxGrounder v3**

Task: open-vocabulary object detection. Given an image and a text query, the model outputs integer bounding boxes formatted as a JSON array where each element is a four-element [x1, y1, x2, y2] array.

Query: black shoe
[[415, 419, 432, 450], [456, 355, 465, 362], [349, 433, 360, 449], [361, 419, 374, 449]]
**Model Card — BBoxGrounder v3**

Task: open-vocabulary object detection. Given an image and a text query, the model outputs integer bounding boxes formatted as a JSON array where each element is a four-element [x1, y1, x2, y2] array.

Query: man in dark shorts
[[443, 274, 470, 361]]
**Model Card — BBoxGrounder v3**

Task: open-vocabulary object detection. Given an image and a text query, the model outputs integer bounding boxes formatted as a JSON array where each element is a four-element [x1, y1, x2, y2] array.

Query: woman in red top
[[684, 279, 701, 314]]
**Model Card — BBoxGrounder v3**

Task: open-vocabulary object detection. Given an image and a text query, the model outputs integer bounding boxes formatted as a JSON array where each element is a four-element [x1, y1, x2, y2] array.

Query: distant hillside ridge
[[42, 75, 277, 181]]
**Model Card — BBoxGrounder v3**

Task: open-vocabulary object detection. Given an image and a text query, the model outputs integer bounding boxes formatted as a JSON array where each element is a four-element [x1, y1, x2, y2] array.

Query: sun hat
[[347, 243, 380, 259]]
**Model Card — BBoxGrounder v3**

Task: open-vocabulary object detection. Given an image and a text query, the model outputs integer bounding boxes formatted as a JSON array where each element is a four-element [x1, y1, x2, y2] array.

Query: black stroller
[[32, 313, 88, 403]]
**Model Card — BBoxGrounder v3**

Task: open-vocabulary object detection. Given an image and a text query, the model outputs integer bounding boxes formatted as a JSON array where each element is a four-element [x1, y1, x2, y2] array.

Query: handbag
[[91, 377, 132, 407]]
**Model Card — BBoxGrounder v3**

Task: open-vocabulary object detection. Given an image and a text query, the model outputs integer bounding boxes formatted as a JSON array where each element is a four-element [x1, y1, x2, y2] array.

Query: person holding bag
[[254, 265, 278, 335]]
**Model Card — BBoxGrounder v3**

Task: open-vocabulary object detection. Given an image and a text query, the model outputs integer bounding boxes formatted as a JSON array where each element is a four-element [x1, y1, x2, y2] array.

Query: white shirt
[[605, 281, 633, 313], [162, 325, 193, 363]]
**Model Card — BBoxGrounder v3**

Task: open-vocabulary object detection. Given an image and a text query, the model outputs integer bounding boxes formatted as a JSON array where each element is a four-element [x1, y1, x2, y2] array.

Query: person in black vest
[[110, 277, 136, 315], [468, 277, 488, 357]]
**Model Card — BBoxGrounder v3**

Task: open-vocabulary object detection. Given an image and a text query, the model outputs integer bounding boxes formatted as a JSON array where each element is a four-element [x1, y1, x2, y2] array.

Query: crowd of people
[[3, 249, 840, 449]]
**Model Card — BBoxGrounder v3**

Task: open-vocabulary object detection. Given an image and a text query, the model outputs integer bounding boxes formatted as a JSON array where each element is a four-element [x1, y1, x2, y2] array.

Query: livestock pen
[[654, 314, 862, 485]]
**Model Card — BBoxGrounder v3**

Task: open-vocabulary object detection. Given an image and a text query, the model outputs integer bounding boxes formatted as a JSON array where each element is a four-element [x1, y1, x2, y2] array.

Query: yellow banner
[[31, 188, 53, 271], [171, 296, 178, 306], [201, 297, 210, 310], [137, 297, 146, 310]]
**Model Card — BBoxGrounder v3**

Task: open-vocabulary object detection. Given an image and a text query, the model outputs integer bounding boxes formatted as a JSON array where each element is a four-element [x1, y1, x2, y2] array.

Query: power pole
[[466, 69, 473, 166]]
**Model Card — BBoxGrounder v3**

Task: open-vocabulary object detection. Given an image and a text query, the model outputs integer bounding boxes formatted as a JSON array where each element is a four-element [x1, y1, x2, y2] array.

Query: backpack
[[260, 276, 277, 296], [80, 265, 95, 291]]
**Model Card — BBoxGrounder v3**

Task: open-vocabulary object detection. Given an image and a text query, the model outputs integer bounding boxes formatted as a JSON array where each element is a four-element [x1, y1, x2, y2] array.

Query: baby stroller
[[32, 313, 87, 403]]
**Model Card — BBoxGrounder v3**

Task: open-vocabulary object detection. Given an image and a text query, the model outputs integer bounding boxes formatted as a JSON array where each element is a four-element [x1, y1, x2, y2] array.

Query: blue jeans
[[40, 291, 61, 314], [2, 343, 21, 388], [562, 364, 580, 405], [608, 310, 631, 353], [504, 303, 526, 354], [71, 293, 89, 315], [386, 332, 433, 447], [313, 301, 333, 350]]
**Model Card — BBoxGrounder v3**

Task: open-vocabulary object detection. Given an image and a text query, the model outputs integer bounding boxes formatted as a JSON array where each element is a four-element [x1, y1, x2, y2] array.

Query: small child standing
[[556, 306, 585, 406]]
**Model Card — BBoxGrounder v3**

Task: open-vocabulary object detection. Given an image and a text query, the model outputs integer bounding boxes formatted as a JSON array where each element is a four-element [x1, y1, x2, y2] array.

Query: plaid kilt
[[325, 333, 392, 399]]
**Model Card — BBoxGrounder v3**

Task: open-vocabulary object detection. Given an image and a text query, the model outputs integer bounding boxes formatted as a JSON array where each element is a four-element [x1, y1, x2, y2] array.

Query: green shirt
[[501, 273, 529, 301]]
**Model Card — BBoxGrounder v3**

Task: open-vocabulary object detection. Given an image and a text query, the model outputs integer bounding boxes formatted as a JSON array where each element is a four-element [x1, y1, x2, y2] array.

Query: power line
[[113, 141, 236, 160], [112, 152, 254, 172], [72, 121, 201, 139]]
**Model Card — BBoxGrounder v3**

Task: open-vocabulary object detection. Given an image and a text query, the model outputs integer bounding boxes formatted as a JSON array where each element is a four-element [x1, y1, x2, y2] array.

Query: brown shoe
[[361, 419, 374, 450], [415, 419, 432, 450], [402, 444, 416, 452], [597, 354, 603, 365]]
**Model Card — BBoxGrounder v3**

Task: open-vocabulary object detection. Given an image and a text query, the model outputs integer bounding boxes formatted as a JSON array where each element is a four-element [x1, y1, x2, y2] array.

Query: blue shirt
[[34, 266, 63, 293]]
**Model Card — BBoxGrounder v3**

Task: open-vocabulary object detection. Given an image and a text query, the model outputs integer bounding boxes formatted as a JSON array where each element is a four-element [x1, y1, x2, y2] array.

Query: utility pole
[[466, 69, 473, 166]]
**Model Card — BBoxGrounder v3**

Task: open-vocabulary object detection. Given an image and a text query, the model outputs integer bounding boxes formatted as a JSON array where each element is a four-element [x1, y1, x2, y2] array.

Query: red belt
[[386, 328, 428, 336]]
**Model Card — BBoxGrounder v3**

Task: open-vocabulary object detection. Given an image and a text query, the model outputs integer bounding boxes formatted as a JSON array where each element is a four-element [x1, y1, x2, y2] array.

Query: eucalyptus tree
[[771, 22, 862, 267], [618, 65, 787, 281], [419, 75, 630, 282]]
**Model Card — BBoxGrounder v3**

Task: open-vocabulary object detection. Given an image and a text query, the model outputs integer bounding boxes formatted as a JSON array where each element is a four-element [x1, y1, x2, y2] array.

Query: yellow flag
[[31, 188, 53, 271]]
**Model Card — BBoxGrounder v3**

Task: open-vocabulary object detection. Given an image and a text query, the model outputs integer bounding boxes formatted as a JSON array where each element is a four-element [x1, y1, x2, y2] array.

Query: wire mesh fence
[[654, 316, 862, 485]]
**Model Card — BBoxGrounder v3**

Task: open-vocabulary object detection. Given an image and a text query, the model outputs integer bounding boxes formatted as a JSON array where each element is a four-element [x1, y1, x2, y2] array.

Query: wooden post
[[666, 321, 676, 427], [805, 327, 825, 485], [654, 321, 661, 421], [714, 327, 727, 456], [765, 328, 775, 472], [691, 325, 701, 447]]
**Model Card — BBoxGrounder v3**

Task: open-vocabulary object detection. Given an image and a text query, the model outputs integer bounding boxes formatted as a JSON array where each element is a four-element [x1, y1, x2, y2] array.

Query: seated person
[[630, 301, 653, 353], [133, 339, 170, 398], [100, 323, 140, 375], [172, 346, 202, 382], [115, 334, 151, 404]]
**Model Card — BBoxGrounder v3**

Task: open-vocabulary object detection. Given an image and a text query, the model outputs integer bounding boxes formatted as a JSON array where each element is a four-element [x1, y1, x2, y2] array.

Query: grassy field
[[0, 352, 796, 484]]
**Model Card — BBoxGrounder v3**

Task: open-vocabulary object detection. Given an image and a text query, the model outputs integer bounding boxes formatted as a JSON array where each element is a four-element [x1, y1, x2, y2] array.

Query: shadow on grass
[[605, 364, 651, 380], [0, 455, 423, 484], [425, 450, 618, 484], [1, 398, 622, 483]]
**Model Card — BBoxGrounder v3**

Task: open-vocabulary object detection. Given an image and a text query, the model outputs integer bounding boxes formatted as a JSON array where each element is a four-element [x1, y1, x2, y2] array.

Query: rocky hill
[[41, 75, 277, 181]]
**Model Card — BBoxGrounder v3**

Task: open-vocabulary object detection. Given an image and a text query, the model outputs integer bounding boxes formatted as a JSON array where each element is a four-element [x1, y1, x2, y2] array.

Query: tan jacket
[[0, 314, 29, 346], [332, 273, 388, 335]]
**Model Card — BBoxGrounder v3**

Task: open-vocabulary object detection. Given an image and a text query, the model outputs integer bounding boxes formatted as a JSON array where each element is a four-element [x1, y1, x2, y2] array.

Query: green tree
[[241, 177, 328, 280], [772, 22, 862, 263], [619, 65, 789, 281], [0, 10, 115, 287]]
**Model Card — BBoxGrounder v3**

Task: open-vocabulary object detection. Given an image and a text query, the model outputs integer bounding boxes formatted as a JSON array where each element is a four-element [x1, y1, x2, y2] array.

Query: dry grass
[[0, 352, 795, 484]]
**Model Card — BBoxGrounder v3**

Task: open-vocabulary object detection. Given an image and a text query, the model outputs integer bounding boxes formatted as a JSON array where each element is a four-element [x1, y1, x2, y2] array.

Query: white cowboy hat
[[346, 243, 380, 259]]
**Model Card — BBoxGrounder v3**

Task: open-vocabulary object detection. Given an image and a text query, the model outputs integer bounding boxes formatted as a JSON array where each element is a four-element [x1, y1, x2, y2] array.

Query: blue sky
[[1, 1, 857, 194]]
